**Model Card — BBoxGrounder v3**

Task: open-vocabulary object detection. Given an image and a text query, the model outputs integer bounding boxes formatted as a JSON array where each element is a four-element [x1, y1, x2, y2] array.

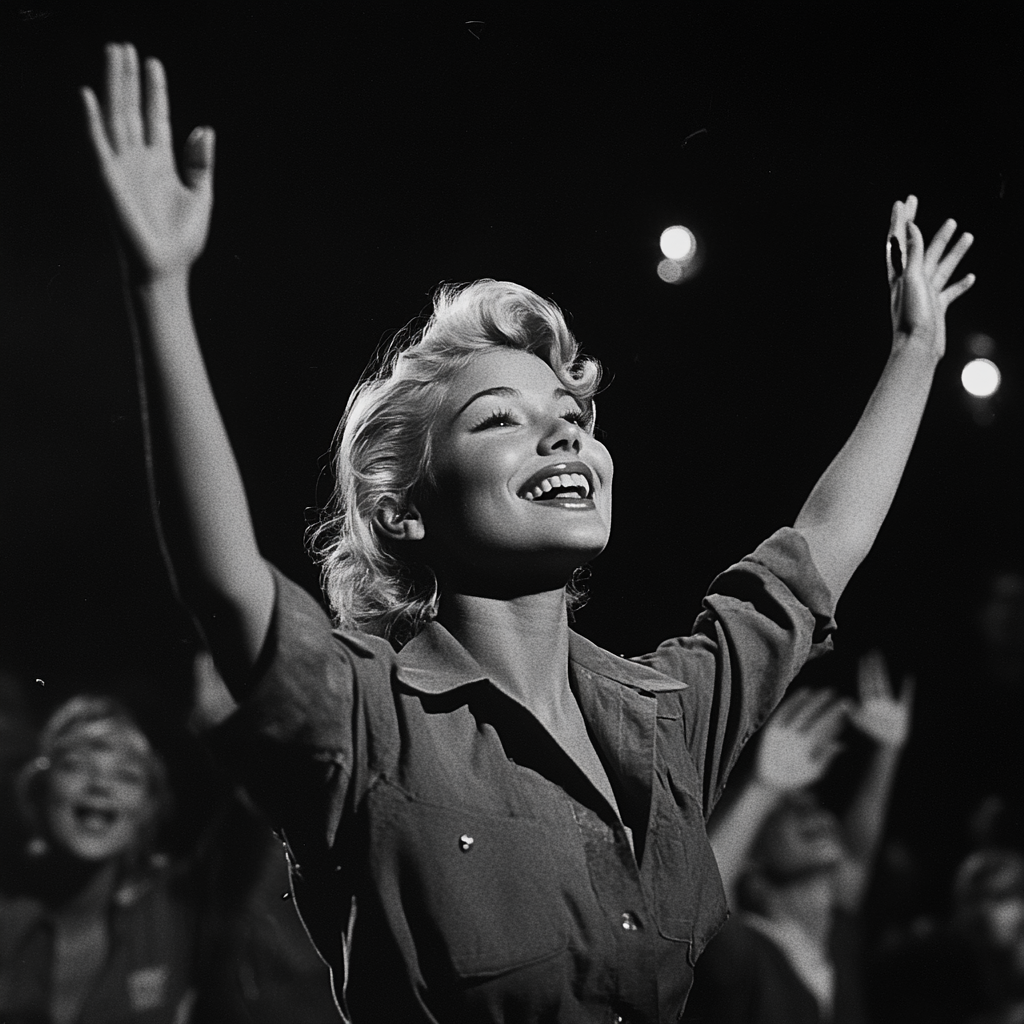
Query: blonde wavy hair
[[308, 280, 603, 646]]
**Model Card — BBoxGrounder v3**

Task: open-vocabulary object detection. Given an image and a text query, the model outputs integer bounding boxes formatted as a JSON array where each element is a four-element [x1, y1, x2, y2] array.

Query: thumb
[[183, 126, 215, 191]]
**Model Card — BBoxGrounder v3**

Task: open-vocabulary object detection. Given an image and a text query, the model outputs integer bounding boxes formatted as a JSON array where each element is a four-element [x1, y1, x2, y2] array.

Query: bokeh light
[[961, 358, 1001, 398], [660, 225, 695, 260], [657, 258, 686, 284]]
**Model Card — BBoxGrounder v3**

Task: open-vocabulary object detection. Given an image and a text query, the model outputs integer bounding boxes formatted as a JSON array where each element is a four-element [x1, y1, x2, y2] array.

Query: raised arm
[[834, 649, 913, 910], [82, 44, 274, 684], [709, 688, 847, 903], [794, 196, 975, 602]]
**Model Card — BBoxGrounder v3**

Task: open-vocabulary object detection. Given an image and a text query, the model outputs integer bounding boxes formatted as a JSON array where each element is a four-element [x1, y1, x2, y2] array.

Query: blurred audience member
[[0, 695, 197, 1024], [951, 848, 1024, 1024], [687, 650, 912, 1023], [186, 650, 338, 1024], [891, 568, 1024, 915]]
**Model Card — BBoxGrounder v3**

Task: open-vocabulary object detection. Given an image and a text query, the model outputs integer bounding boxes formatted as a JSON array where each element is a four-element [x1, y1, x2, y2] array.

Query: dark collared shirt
[[211, 528, 834, 1023]]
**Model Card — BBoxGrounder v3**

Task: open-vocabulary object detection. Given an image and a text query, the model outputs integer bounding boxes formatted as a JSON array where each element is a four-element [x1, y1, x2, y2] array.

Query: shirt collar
[[395, 620, 686, 696]]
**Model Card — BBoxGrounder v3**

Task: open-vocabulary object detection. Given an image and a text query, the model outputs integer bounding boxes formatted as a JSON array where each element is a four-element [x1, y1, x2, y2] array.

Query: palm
[[82, 44, 214, 280], [849, 650, 913, 749], [756, 688, 847, 792], [888, 195, 975, 358]]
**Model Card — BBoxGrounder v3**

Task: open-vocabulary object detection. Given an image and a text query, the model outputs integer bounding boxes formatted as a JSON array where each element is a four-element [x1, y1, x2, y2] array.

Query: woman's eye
[[474, 409, 519, 430], [562, 407, 592, 429]]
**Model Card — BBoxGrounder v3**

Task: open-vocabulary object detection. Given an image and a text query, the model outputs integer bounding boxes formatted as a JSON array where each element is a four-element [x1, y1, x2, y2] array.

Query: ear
[[374, 501, 426, 543]]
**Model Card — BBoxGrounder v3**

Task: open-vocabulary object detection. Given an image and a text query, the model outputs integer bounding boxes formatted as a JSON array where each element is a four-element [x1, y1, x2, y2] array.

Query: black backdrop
[[1, 5, 1020, 737]]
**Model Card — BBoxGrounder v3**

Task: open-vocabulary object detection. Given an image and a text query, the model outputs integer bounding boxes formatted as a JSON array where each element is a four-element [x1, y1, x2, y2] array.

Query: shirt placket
[[567, 799, 660, 1022], [570, 668, 663, 1023]]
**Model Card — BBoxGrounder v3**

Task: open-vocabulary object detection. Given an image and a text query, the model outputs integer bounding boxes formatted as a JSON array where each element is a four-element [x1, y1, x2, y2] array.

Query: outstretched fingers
[[791, 689, 846, 734], [857, 649, 891, 700], [941, 271, 976, 306], [923, 219, 958, 275], [782, 687, 832, 728], [144, 57, 171, 149], [935, 229, 976, 295], [81, 86, 113, 166], [105, 43, 142, 151]]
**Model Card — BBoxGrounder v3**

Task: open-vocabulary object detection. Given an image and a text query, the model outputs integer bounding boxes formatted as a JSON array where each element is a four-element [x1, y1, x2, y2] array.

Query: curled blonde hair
[[308, 280, 602, 645]]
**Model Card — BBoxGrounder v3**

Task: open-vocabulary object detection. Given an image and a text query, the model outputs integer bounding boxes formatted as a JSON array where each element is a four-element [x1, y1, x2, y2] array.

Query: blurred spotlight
[[656, 225, 701, 285], [962, 358, 1001, 398], [657, 258, 686, 284], [660, 225, 695, 260]]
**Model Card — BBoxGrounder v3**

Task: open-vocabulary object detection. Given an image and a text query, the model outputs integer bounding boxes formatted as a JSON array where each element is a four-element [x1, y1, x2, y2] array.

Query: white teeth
[[571, 473, 591, 496], [521, 471, 593, 499]]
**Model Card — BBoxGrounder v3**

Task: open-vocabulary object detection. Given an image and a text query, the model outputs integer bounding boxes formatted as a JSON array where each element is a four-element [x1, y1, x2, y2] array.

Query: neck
[[763, 871, 836, 948], [44, 855, 121, 921], [437, 586, 570, 711]]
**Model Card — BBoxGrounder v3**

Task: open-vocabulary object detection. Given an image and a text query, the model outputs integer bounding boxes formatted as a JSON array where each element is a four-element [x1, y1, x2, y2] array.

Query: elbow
[[793, 525, 873, 605]]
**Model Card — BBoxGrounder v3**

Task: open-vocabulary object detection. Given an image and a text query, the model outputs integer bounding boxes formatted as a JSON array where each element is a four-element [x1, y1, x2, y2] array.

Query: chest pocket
[[365, 782, 568, 979], [650, 714, 729, 964]]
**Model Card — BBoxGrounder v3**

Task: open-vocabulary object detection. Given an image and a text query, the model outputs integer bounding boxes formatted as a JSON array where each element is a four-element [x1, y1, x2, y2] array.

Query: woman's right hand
[[82, 43, 214, 282]]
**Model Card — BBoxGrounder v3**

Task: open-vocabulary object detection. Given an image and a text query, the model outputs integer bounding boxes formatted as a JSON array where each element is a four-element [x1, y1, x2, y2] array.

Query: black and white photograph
[[1, 5, 1021, 1022]]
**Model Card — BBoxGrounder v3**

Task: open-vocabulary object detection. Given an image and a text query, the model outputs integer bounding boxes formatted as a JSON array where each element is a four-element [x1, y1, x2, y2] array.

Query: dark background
[[1, 5, 1020, 750]]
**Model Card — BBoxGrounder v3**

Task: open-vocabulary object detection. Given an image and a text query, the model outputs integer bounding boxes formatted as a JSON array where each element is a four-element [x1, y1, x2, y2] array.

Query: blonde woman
[[78, 42, 974, 1023]]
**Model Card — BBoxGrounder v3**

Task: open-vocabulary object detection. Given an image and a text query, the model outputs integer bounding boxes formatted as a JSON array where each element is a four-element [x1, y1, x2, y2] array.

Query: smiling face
[[419, 348, 613, 592], [44, 740, 154, 863]]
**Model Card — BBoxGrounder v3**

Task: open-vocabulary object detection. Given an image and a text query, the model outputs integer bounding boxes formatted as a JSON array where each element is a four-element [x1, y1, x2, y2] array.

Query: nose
[[539, 415, 582, 455], [84, 767, 114, 795]]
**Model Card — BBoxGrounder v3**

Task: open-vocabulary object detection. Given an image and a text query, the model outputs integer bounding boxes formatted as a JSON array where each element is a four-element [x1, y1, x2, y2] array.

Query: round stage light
[[961, 358, 1001, 398], [659, 226, 695, 261]]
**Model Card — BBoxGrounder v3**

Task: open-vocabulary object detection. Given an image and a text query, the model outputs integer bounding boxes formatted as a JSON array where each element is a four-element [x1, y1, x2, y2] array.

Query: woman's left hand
[[888, 195, 975, 359], [849, 648, 914, 749]]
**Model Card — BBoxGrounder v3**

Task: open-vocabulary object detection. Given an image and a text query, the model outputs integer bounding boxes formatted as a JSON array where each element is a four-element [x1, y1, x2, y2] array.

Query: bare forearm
[[794, 336, 939, 602], [841, 744, 902, 865], [129, 272, 273, 674], [709, 779, 782, 901]]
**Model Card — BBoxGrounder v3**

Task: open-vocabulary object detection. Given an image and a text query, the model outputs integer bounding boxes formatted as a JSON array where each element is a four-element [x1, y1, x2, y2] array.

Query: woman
[[79, 43, 974, 1022], [0, 695, 195, 1024]]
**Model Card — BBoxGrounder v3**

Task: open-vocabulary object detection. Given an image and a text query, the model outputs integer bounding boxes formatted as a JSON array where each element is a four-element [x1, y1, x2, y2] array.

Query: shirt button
[[620, 911, 639, 932], [459, 834, 474, 852]]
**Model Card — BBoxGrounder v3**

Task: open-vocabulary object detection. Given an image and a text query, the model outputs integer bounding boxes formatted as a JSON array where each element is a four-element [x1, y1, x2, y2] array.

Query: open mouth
[[518, 462, 594, 502], [74, 806, 119, 832]]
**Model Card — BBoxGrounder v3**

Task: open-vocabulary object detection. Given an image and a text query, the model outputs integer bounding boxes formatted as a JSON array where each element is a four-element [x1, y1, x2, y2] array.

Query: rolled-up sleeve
[[207, 566, 395, 848], [638, 527, 836, 815]]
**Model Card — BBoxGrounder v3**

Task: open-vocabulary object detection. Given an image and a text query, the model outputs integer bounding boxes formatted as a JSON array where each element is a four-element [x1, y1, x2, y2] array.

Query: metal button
[[620, 911, 638, 932], [459, 834, 474, 852]]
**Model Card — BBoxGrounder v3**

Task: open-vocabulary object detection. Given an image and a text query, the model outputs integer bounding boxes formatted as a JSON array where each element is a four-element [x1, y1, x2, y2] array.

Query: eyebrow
[[456, 386, 576, 418]]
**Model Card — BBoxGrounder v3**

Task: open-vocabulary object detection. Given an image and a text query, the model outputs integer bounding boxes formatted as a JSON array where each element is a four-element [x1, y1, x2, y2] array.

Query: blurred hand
[[755, 688, 848, 792], [849, 649, 914, 749], [887, 195, 975, 359], [82, 43, 214, 281]]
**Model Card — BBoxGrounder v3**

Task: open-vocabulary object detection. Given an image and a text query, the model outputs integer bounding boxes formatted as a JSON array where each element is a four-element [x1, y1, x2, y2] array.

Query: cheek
[[48, 775, 82, 807]]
